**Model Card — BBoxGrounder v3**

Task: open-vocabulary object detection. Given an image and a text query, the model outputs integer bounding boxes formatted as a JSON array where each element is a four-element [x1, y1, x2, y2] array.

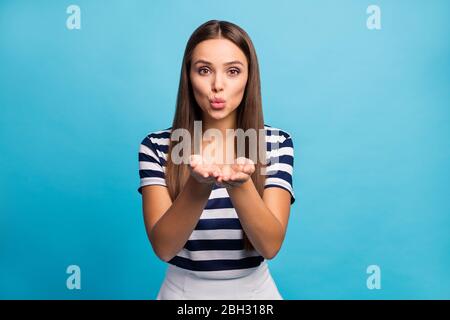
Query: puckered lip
[[210, 97, 226, 103]]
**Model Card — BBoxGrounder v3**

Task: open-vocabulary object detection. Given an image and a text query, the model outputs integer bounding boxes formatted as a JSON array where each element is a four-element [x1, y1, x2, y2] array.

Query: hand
[[188, 155, 255, 188], [216, 157, 255, 188], [188, 154, 222, 185]]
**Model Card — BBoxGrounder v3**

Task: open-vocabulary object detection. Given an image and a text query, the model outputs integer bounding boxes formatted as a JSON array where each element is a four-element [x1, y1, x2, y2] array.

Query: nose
[[212, 74, 224, 93]]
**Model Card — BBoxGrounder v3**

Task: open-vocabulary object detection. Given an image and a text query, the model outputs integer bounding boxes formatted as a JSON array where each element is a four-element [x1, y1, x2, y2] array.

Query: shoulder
[[139, 127, 172, 160], [140, 127, 172, 145], [264, 124, 293, 143]]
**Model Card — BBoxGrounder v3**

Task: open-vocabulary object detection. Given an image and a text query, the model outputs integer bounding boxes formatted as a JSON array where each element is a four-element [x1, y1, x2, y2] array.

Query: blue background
[[1, 0, 449, 299]]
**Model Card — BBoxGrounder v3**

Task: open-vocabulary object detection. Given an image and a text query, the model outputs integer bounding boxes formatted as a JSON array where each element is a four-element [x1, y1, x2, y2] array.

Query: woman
[[138, 20, 295, 300]]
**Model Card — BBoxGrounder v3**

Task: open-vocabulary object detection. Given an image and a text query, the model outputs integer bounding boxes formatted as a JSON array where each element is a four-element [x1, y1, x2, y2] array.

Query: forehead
[[192, 38, 247, 65]]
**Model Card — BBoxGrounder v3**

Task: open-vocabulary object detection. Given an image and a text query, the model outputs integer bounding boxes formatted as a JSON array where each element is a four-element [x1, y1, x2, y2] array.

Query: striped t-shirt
[[138, 125, 295, 279]]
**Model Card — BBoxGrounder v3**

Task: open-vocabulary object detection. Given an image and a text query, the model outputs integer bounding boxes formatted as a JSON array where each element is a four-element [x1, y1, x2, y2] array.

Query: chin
[[209, 114, 227, 121], [208, 109, 229, 119]]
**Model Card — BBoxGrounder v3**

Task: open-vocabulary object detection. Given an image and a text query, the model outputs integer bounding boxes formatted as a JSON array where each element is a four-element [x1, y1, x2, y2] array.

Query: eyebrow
[[193, 59, 244, 67]]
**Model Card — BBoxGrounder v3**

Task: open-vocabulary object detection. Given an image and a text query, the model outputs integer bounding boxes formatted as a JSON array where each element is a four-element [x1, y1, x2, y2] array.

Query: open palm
[[188, 154, 255, 187]]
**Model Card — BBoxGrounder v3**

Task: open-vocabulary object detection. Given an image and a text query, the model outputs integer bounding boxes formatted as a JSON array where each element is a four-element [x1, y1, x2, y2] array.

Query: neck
[[202, 111, 237, 137], [201, 111, 238, 164]]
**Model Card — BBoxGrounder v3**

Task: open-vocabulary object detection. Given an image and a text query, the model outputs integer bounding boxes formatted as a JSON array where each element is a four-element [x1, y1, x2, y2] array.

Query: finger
[[236, 157, 246, 165], [189, 155, 196, 167], [221, 164, 232, 177], [222, 167, 232, 181], [210, 167, 220, 178], [243, 164, 255, 174], [230, 170, 241, 180], [231, 172, 246, 182], [191, 154, 203, 167], [197, 167, 210, 178], [246, 158, 255, 166]]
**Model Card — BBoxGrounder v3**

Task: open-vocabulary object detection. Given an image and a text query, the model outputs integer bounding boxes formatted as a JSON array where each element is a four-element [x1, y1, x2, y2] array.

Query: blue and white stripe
[[138, 125, 295, 279]]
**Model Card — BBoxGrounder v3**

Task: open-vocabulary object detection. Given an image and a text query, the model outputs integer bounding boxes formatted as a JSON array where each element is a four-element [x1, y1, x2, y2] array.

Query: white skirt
[[156, 261, 283, 300]]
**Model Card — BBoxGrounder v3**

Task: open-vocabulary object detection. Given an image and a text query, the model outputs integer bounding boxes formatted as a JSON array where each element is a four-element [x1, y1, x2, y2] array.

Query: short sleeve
[[138, 135, 167, 194], [264, 131, 295, 204]]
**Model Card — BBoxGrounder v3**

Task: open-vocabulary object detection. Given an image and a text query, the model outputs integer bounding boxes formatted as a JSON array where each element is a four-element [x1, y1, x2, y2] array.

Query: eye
[[198, 67, 211, 75], [228, 68, 241, 76]]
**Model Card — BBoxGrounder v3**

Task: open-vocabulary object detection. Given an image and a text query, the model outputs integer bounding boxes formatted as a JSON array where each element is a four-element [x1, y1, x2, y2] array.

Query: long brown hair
[[165, 20, 266, 250]]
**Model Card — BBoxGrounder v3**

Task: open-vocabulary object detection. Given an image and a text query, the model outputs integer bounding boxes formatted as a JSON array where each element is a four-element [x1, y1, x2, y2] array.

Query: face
[[189, 38, 248, 124]]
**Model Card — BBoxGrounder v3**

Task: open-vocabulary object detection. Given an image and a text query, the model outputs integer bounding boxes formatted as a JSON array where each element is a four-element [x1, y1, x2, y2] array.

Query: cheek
[[190, 77, 201, 92], [190, 76, 210, 104], [229, 78, 247, 100]]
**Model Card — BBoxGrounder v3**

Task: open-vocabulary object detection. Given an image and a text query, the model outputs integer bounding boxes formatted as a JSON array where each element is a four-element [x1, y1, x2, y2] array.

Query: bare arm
[[142, 175, 213, 262], [217, 158, 292, 259], [227, 180, 291, 259], [141, 154, 223, 262]]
